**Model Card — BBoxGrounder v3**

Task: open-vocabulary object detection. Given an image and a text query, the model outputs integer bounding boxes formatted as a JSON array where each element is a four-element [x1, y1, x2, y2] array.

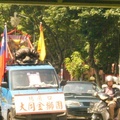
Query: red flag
[[0, 24, 7, 85]]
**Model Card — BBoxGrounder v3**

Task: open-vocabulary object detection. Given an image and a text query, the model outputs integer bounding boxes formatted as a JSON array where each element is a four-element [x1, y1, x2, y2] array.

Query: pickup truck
[[0, 64, 67, 120]]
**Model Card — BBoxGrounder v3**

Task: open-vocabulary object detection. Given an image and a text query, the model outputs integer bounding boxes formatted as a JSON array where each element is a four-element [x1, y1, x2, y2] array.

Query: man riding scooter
[[103, 75, 119, 120]]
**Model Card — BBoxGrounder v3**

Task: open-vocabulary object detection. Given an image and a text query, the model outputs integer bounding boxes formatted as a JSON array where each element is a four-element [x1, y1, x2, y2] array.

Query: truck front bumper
[[11, 107, 66, 120]]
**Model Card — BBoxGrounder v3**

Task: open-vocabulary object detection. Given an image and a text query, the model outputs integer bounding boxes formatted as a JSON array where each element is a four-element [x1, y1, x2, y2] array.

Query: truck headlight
[[65, 100, 83, 107]]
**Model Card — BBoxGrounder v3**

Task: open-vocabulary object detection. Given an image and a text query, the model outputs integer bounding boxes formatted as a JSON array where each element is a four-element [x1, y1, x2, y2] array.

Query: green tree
[[64, 51, 89, 80], [41, 6, 83, 72], [77, 8, 120, 86], [0, 5, 119, 84]]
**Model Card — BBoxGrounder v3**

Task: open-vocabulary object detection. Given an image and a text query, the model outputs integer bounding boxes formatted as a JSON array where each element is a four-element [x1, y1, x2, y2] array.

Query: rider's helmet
[[89, 76, 95, 81], [105, 75, 114, 83]]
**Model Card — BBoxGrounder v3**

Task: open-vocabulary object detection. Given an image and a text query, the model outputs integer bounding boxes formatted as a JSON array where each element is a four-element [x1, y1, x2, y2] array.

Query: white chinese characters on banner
[[14, 93, 66, 114]]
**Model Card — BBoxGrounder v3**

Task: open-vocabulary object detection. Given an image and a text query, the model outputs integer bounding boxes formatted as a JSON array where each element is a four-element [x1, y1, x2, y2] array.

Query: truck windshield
[[11, 69, 58, 90]]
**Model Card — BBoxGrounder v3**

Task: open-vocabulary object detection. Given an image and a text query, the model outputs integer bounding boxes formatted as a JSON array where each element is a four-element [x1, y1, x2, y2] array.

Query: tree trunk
[[89, 42, 101, 87]]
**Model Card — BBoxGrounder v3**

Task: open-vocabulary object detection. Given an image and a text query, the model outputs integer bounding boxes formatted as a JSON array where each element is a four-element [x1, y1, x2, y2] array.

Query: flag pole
[[4, 23, 8, 59]]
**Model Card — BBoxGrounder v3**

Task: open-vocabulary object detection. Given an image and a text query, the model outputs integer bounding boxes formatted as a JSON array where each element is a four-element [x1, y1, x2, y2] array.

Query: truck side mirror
[[60, 80, 67, 86], [1, 82, 8, 88]]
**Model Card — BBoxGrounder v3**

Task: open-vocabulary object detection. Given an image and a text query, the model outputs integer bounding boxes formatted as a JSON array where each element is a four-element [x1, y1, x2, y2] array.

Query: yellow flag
[[37, 23, 46, 61]]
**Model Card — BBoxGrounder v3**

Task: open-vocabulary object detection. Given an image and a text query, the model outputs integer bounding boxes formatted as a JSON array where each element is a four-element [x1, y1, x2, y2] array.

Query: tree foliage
[[64, 51, 90, 80], [0, 5, 119, 84]]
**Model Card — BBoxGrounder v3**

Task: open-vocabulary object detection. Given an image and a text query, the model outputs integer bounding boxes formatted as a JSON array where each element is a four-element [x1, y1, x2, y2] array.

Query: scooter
[[87, 85, 120, 120]]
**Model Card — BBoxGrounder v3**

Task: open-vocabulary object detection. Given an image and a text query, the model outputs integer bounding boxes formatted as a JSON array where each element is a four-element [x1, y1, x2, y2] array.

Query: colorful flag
[[0, 24, 7, 85], [37, 23, 46, 61]]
